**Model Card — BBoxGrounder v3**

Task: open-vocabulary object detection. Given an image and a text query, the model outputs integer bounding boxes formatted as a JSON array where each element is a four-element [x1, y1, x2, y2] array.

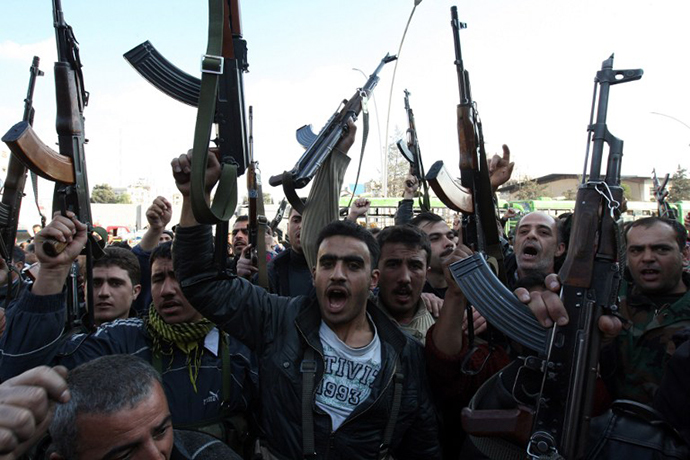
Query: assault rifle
[[0, 57, 43, 273], [2, 0, 103, 330], [270, 198, 288, 233], [124, 2, 249, 178], [126, 0, 249, 279], [246, 106, 268, 288], [451, 55, 642, 459], [268, 53, 397, 214], [396, 89, 431, 211], [449, 6, 505, 281], [652, 169, 678, 220]]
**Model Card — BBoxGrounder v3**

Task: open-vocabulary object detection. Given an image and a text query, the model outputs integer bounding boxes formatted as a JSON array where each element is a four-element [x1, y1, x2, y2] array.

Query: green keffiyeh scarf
[[145, 304, 215, 392]]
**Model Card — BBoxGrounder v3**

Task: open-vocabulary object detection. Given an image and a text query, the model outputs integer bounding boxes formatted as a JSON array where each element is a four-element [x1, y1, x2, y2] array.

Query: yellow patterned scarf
[[145, 304, 215, 392]]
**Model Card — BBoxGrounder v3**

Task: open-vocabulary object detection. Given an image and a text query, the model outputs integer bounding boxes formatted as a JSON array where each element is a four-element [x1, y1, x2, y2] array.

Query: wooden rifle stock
[[1, 56, 44, 265], [3, 121, 75, 184]]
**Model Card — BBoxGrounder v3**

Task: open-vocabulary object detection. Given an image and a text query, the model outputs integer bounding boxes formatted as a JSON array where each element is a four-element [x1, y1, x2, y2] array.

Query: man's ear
[[682, 245, 690, 264], [555, 242, 566, 258], [132, 284, 142, 300], [369, 269, 380, 291], [50, 453, 65, 460]]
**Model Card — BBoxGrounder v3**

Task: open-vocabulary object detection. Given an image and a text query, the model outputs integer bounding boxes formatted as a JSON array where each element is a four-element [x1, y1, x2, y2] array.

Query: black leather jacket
[[174, 225, 440, 460]]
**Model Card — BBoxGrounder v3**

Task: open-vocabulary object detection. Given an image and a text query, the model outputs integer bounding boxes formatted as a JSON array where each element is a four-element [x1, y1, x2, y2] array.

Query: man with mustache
[[410, 212, 457, 299], [172, 147, 441, 459], [0, 215, 258, 454], [602, 216, 690, 404], [375, 225, 435, 343], [237, 200, 315, 297], [510, 211, 565, 284]]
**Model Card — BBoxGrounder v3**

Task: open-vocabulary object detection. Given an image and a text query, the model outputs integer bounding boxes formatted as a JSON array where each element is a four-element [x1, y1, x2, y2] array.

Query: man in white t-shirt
[[172, 147, 440, 459]]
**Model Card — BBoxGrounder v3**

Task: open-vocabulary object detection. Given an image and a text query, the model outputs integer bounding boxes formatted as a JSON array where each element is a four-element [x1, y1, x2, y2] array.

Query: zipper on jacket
[[336, 352, 398, 430]]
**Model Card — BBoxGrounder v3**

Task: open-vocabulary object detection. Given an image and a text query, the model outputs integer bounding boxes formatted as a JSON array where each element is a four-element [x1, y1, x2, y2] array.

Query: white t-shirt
[[315, 318, 382, 431]]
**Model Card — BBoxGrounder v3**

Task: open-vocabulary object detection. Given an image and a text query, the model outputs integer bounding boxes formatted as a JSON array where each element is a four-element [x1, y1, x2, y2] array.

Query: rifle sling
[[190, 0, 238, 224], [346, 109, 370, 210], [282, 171, 306, 215], [300, 347, 403, 459]]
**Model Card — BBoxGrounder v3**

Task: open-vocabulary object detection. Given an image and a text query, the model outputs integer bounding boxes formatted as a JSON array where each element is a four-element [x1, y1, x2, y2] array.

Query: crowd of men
[[0, 128, 689, 459]]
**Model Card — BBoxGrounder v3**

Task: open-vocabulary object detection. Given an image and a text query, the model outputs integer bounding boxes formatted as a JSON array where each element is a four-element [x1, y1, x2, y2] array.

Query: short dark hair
[[108, 240, 132, 250], [162, 229, 174, 239], [50, 355, 163, 459], [410, 211, 443, 228], [376, 225, 431, 265], [288, 198, 308, 218], [625, 217, 687, 252], [316, 220, 380, 268], [150, 241, 172, 268], [235, 215, 249, 223], [94, 247, 141, 286], [11, 245, 25, 264]]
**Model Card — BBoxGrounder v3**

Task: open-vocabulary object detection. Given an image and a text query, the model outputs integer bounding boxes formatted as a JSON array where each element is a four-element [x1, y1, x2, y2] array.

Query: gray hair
[[50, 355, 162, 459]]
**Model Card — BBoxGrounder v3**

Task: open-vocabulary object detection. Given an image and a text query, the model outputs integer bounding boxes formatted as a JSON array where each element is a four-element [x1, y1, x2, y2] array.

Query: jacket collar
[[295, 295, 408, 354]]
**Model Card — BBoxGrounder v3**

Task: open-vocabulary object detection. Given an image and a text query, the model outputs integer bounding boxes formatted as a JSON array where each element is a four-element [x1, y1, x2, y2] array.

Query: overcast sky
[[1, 0, 689, 216]]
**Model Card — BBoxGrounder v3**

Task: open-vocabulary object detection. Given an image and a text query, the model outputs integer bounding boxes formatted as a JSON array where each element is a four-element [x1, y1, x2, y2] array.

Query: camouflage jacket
[[613, 274, 690, 404]]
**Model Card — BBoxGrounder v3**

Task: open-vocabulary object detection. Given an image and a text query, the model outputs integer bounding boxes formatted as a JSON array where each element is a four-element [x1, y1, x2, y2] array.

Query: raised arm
[[172, 149, 293, 350]]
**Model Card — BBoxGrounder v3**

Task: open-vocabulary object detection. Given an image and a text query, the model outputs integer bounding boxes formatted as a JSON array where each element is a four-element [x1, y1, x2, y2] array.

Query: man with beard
[[375, 225, 435, 343], [0, 214, 258, 453], [171, 148, 440, 459], [507, 211, 565, 289], [410, 212, 456, 299], [601, 216, 690, 404], [237, 201, 315, 297], [231, 215, 250, 258]]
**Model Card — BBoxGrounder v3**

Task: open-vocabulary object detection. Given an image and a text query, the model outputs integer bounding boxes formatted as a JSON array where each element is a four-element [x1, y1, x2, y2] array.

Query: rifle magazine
[[450, 253, 549, 354]]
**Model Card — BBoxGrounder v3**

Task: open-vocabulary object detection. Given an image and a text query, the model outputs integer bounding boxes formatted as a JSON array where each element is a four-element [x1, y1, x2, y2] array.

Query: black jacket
[[174, 224, 440, 460], [266, 247, 313, 297]]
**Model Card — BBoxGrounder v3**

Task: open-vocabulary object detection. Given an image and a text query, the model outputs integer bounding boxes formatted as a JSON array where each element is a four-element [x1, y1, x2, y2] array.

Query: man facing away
[[171, 149, 440, 459]]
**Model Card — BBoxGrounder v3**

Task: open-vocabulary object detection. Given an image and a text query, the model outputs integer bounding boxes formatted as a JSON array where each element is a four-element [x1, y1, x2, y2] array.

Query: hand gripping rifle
[[125, 0, 249, 275], [652, 168, 678, 220], [396, 89, 431, 212], [268, 54, 397, 215], [2, 0, 106, 331], [246, 106, 268, 288], [450, 55, 642, 459], [434, 7, 509, 375]]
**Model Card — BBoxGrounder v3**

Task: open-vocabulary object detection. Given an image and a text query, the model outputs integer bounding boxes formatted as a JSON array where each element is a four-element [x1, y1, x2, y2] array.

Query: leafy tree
[[386, 128, 410, 198], [669, 165, 690, 201], [117, 193, 132, 204], [514, 179, 548, 200], [91, 184, 119, 203], [563, 188, 578, 200]]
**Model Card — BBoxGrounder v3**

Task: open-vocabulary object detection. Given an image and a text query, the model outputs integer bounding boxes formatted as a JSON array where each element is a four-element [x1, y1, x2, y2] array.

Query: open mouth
[[326, 286, 348, 312], [521, 245, 539, 260], [640, 268, 660, 280], [393, 287, 412, 303]]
